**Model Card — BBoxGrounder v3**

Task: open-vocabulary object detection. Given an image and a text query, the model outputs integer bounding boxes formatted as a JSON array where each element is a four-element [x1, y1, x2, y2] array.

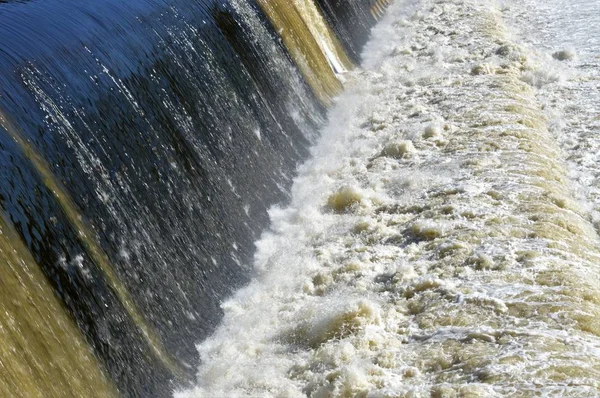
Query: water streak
[[256, 0, 345, 104], [0, 214, 117, 398]]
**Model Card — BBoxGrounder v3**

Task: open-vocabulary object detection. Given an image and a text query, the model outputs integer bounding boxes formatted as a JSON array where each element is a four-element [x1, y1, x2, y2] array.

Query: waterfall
[[7, 0, 599, 396], [0, 0, 381, 396]]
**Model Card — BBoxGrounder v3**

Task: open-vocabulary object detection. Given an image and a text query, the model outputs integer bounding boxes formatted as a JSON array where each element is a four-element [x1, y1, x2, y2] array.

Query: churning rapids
[[180, 0, 600, 396]]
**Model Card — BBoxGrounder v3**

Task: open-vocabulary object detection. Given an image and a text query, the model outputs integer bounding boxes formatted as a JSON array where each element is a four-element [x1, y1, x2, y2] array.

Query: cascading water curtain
[[0, 0, 381, 396]]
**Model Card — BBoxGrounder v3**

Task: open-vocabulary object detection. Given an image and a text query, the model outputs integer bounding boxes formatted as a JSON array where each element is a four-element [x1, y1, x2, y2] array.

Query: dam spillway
[[1, 0, 600, 396]]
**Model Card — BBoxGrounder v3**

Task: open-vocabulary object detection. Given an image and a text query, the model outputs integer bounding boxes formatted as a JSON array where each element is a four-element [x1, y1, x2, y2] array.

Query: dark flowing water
[[0, 0, 378, 396]]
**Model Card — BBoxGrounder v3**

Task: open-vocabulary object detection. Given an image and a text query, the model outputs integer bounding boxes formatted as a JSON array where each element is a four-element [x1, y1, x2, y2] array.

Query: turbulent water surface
[[180, 0, 600, 396]]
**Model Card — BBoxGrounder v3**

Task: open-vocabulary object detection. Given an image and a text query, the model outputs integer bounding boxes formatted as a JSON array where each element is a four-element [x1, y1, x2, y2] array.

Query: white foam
[[177, 0, 600, 396]]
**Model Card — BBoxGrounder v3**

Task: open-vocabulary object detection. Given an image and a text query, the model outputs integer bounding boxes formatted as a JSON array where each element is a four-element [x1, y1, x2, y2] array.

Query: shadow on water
[[0, 0, 380, 396]]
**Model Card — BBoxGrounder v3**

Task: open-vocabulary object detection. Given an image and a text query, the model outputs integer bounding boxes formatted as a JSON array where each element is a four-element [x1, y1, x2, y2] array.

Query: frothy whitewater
[[179, 0, 600, 396]]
